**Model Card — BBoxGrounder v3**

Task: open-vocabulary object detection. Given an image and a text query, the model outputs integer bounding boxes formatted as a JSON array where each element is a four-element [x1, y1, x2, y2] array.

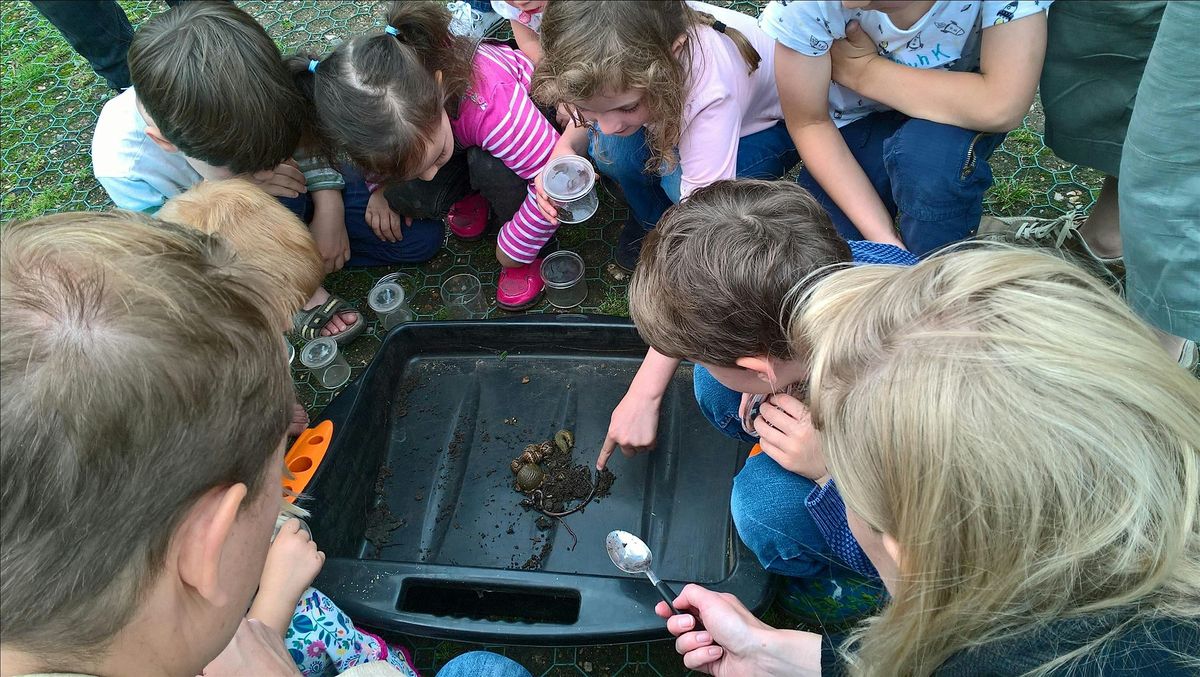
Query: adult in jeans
[[659, 248, 1200, 675], [0, 212, 527, 677]]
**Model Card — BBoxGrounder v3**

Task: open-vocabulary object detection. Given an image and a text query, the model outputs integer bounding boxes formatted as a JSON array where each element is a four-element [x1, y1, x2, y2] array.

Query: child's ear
[[145, 125, 179, 154], [734, 355, 774, 384], [175, 483, 249, 608], [671, 33, 688, 57], [882, 532, 903, 570]]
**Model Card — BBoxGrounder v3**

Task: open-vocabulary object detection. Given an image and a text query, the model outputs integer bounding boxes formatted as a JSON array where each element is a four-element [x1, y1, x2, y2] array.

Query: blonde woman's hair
[[533, 0, 760, 175], [159, 178, 324, 329], [791, 246, 1200, 676]]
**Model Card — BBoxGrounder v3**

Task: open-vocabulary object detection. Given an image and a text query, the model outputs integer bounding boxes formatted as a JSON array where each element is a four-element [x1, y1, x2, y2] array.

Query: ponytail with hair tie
[[384, 24, 400, 36]]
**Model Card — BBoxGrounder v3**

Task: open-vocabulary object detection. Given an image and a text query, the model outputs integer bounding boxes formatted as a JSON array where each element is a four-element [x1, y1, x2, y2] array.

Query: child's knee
[[885, 120, 1001, 209], [590, 131, 651, 183]]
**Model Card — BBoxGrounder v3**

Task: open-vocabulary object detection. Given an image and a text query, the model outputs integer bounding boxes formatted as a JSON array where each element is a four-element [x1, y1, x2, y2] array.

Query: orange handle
[[748, 442, 763, 458], [282, 420, 333, 502]]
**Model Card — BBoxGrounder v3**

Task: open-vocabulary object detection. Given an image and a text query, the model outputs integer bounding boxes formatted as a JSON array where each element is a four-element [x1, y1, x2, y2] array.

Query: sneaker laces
[[1012, 209, 1082, 248], [446, 1, 487, 39]]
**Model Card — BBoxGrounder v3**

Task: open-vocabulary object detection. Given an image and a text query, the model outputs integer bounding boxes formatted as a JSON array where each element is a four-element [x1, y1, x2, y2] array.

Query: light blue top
[[91, 88, 202, 213]]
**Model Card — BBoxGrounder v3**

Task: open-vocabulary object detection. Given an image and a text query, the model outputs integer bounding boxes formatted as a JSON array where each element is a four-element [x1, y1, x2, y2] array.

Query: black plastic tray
[[305, 315, 769, 645]]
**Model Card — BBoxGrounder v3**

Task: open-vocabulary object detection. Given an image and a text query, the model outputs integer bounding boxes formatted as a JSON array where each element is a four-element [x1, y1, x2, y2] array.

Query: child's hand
[[830, 21, 881, 90], [752, 393, 827, 481], [309, 199, 350, 273], [597, 389, 662, 470], [258, 519, 325, 614], [533, 162, 561, 227], [201, 618, 301, 677], [365, 190, 411, 243], [247, 159, 307, 199]]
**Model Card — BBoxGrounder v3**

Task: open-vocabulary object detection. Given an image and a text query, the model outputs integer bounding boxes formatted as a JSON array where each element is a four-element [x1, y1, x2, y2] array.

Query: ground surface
[[0, 1, 1105, 674]]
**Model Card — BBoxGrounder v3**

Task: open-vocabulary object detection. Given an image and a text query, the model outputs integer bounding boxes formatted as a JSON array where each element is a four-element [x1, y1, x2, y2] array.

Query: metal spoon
[[606, 529, 679, 614]]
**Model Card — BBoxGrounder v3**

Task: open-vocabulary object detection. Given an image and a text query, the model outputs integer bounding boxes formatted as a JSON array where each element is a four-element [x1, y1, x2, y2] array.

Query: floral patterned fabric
[[286, 587, 418, 677]]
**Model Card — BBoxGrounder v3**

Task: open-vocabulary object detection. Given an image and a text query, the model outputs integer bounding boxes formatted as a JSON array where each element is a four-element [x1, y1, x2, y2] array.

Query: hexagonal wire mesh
[[0, 1, 1104, 674]]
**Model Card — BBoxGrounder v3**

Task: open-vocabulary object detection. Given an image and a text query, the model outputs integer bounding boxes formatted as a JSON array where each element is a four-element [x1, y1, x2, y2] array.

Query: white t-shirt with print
[[760, 0, 1051, 127], [491, 1, 542, 32]]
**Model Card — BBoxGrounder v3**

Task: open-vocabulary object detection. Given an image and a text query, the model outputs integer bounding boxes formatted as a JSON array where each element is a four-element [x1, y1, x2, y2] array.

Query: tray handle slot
[[398, 579, 581, 625]]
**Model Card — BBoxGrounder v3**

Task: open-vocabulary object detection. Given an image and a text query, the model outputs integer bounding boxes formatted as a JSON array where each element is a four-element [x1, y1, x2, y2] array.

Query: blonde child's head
[[159, 179, 323, 329], [791, 247, 1200, 676], [534, 0, 760, 174], [289, 1, 474, 183]]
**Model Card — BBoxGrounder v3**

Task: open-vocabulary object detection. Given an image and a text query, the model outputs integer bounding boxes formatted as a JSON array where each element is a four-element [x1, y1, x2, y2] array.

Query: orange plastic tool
[[748, 442, 763, 458], [283, 420, 333, 502]]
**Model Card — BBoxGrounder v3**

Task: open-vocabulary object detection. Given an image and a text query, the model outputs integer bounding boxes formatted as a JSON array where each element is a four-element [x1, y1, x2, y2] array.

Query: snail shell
[[554, 429, 574, 453], [538, 440, 555, 457], [510, 459, 522, 474], [515, 462, 545, 492]]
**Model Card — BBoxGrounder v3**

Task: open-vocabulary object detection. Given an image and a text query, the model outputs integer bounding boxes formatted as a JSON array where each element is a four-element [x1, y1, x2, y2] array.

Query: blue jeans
[[797, 111, 1006, 257], [590, 121, 799, 230], [693, 365, 859, 578], [281, 166, 444, 268], [437, 651, 530, 677]]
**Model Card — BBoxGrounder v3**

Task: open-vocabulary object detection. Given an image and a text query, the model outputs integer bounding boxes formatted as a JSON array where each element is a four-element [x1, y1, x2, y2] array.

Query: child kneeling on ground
[[601, 179, 916, 624]]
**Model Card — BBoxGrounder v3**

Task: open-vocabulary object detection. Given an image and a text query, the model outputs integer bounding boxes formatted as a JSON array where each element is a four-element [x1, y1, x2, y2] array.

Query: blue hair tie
[[307, 59, 319, 73], [384, 24, 399, 36]]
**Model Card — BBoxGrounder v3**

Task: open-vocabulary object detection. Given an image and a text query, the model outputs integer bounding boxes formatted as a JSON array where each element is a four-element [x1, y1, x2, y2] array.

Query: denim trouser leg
[[32, 0, 132, 90], [692, 366, 844, 578], [594, 121, 800, 229], [437, 651, 531, 677], [693, 364, 758, 444], [279, 167, 445, 268], [797, 111, 1004, 257], [796, 111, 904, 242], [590, 128, 675, 230], [341, 165, 444, 266], [884, 118, 1005, 256]]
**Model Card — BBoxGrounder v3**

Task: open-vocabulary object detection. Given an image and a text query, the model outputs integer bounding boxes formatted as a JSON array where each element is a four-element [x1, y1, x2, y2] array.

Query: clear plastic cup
[[441, 273, 490, 319], [368, 281, 412, 331], [541, 155, 599, 224], [540, 250, 588, 309], [299, 337, 352, 389]]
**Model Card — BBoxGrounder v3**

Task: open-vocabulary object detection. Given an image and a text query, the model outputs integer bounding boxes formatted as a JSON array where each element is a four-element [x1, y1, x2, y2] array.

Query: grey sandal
[[292, 295, 365, 346]]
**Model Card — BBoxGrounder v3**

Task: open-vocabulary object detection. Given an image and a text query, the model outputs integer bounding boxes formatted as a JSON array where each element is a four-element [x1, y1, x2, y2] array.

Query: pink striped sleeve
[[475, 71, 560, 264]]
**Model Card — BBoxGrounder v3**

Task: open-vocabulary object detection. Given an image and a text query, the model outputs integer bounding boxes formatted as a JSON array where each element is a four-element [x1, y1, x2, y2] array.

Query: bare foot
[[303, 286, 358, 337]]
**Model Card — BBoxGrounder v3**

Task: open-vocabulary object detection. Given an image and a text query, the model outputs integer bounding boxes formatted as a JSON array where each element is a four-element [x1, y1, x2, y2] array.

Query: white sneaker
[[977, 210, 1124, 292], [446, 1, 502, 40]]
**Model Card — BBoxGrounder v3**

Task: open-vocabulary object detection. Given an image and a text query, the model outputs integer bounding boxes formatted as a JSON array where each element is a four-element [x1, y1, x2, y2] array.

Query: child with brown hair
[[604, 179, 916, 624], [93, 2, 439, 346], [293, 0, 561, 310], [531, 0, 797, 270]]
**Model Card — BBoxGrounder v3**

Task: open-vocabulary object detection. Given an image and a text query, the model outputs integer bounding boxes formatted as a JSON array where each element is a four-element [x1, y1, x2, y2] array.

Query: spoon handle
[[654, 579, 680, 615]]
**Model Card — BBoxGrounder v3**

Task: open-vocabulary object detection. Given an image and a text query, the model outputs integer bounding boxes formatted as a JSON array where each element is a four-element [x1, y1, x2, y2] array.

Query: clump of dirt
[[364, 503, 404, 558]]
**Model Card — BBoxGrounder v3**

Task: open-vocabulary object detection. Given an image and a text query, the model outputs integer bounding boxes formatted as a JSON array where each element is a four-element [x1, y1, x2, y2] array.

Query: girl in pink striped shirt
[[294, 1, 560, 309]]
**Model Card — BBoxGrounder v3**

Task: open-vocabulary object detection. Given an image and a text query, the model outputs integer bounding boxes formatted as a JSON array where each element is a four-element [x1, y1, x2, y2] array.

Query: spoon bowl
[[605, 529, 679, 614]]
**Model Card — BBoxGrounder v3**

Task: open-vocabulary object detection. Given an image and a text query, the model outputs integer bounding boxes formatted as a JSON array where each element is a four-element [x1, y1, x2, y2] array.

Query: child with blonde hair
[[532, 0, 797, 269], [293, 0, 561, 310]]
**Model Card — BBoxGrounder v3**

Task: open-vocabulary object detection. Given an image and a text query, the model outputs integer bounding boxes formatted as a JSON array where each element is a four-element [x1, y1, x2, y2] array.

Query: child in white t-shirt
[[491, 1, 546, 63], [761, 0, 1051, 255]]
